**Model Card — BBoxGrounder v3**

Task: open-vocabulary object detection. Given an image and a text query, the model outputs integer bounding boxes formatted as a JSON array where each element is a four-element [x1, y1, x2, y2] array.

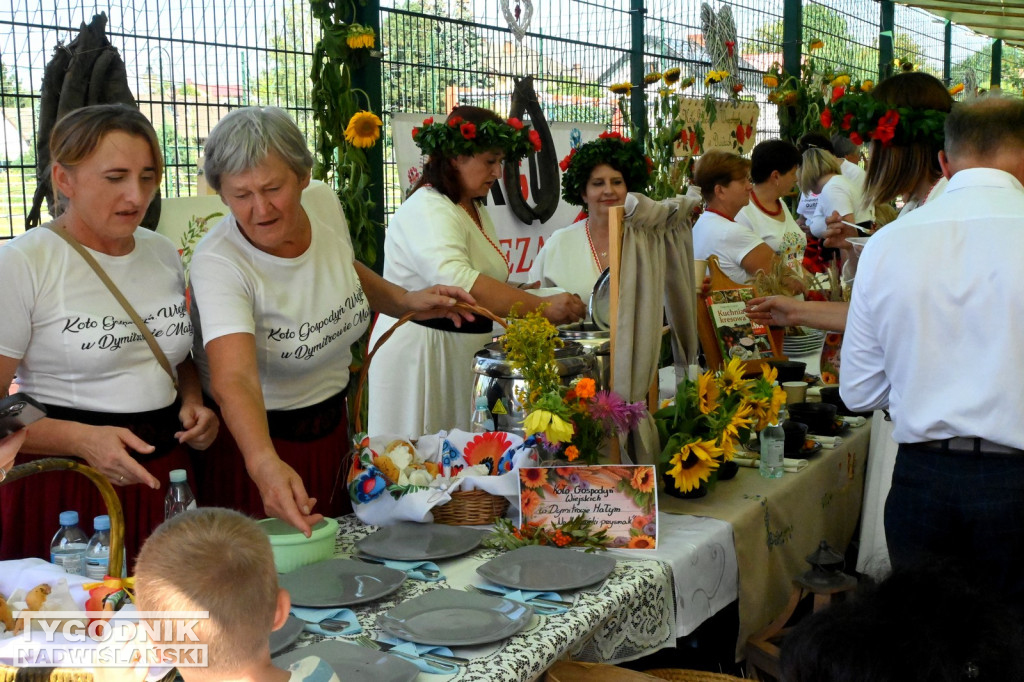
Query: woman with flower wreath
[[735, 139, 806, 273], [367, 106, 587, 439], [188, 107, 475, 534], [528, 132, 652, 299]]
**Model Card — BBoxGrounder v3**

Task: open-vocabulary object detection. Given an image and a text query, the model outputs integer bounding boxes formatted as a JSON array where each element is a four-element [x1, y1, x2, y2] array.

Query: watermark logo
[[5, 611, 209, 668]]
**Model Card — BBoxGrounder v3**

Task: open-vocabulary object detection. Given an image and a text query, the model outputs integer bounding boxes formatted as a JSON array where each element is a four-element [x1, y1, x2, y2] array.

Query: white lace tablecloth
[[281, 515, 675, 681]]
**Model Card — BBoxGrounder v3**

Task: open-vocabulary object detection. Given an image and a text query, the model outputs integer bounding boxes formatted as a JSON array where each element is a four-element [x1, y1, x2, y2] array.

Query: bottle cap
[[475, 396, 488, 409], [169, 469, 188, 484], [59, 510, 79, 526], [93, 515, 111, 531]]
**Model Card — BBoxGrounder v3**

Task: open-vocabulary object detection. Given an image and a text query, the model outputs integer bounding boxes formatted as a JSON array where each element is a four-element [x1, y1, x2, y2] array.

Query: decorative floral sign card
[[518, 465, 659, 549]]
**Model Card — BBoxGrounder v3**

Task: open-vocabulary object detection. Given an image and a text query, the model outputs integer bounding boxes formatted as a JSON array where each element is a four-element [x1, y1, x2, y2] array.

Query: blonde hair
[[692, 150, 751, 203], [134, 509, 279, 673], [798, 148, 842, 194], [50, 104, 164, 184]]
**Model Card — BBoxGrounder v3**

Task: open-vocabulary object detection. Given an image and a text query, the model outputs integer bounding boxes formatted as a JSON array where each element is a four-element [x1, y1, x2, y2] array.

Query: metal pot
[[557, 323, 610, 392], [471, 340, 596, 435]]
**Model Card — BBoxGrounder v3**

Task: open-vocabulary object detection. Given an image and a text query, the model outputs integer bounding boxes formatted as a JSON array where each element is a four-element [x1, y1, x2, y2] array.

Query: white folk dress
[[528, 219, 603, 299], [367, 187, 510, 438]]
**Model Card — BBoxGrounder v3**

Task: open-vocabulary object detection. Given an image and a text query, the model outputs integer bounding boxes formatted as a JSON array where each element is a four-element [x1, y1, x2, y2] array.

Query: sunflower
[[520, 488, 542, 517], [679, 76, 695, 91], [949, 83, 964, 96], [760, 362, 779, 386], [345, 24, 376, 50], [719, 357, 747, 394], [861, 80, 875, 92], [697, 371, 719, 415], [704, 70, 730, 87], [721, 402, 754, 446], [809, 39, 825, 51], [831, 74, 851, 87], [762, 74, 779, 88], [628, 535, 656, 549], [666, 439, 721, 493], [643, 71, 663, 85], [609, 81, 633, 95], [519, 468, 549, 489], [344, 111, 383, 148], [663, 67, 681, 85], [630, 467, 656, 493]]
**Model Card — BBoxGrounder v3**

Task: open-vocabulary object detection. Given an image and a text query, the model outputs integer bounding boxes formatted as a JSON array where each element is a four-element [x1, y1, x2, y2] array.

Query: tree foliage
[[381, 0, 492, 114], [1, 63, 27, 108], [252, 0, 318, 108]]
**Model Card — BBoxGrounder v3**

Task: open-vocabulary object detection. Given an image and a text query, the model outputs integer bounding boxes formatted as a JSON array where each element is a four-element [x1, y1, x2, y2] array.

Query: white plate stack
[[782, 328, 825, 356]]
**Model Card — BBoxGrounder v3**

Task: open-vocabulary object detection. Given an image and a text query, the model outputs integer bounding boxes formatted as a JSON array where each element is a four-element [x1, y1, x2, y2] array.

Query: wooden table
[[658, 420, 871, 659], [279, 516, 676, 681]]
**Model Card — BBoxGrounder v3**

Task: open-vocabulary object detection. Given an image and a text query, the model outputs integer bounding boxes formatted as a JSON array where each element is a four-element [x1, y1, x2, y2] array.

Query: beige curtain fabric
[[614, 192, 701, 463]]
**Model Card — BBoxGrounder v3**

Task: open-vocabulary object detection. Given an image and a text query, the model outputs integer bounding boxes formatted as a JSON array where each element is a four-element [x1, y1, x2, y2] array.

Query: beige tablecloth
[[659, 422, 871, 660]]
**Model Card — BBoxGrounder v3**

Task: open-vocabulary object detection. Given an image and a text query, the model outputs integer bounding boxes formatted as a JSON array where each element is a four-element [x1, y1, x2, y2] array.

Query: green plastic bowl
[[257, 516, 338, 573]]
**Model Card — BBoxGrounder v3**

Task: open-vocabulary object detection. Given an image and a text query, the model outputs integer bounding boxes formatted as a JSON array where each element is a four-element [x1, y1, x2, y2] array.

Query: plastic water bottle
[[760, 410, 786, 480], [470, 396, 493, 433], [84, 515, 112, 580], [164, 469, 197, 520], [50, 511, 88, 576]]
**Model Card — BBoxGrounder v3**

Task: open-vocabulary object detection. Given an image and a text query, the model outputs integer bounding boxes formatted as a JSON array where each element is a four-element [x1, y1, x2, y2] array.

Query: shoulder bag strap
[[48, 223, 179, 392]]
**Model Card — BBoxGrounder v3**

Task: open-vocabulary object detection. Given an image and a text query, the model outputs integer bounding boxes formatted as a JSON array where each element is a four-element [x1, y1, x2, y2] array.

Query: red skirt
[[0, 446, 194, 572], [191, 408, 353, 520]]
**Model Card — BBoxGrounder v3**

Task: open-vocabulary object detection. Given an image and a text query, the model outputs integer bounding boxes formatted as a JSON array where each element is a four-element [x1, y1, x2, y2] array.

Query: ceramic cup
[[782, 381, 808, 404], [694, 259, 708, 290]]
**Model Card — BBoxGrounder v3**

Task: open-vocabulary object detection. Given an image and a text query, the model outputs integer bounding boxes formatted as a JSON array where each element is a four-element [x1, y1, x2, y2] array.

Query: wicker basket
[[354, 302, 514, 526], [0, 457, 137, 682]]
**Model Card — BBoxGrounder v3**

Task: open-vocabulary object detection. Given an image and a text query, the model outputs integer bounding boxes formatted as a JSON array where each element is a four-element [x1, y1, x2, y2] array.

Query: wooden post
[[607, 205, 624, 464]]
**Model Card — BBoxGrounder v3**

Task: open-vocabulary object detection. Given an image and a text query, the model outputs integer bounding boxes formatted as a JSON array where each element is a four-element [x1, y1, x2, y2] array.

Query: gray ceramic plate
[[268, 615, 304, 656], [355, 522, 486, 561], [272, 640, 418, 682], [477, 545, 617, 591], [589, 267, 611, 331], [279, 558, 406, 607], [378, 588, 532, 646]]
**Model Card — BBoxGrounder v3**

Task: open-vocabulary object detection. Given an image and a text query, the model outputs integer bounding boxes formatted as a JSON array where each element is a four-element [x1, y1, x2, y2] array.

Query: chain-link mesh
[[0, 0, 1011, 237]]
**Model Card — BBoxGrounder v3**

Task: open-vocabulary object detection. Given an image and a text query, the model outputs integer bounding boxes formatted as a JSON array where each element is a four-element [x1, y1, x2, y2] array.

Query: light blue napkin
[[376, 633, 460, 675], [289, 606, 361, 635], [477, 583, 570, 615], [371, 558, 444, 582]]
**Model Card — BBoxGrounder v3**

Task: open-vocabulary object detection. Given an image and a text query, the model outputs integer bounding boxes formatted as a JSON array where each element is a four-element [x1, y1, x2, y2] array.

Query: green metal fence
[[0, 0, 1010, 238]]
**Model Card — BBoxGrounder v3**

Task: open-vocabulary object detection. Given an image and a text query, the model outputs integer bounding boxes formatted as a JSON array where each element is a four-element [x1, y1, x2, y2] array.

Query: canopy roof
[[900, 1, 1024, 48]]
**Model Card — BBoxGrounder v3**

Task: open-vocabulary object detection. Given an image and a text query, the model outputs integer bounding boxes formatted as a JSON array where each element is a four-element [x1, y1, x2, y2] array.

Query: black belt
[[412, 316, 494, 334], [917, 438, 1024, 456], [266, 388, 347, 442], [42, 401, 181, 462]]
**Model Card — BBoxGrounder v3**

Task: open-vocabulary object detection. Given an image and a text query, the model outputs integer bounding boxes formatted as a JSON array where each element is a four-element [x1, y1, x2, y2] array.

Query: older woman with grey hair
[[189, 106, 474, 534]]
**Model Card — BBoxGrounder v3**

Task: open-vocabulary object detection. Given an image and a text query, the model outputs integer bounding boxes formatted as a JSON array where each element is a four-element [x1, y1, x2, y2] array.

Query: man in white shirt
[[841, 96, 1024, 613]]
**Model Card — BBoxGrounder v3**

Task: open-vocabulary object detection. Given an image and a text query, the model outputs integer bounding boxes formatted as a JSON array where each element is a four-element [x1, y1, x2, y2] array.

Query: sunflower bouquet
[[503, 310, 646, 465], [655, 358, 786, 494]]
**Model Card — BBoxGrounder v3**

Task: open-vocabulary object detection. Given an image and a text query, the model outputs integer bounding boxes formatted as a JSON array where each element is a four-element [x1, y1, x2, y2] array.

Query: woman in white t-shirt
[[529, 133, 652, 298], [189, 107, 475, 534], [692, 150, 806, 292], [736, 139, 806, 271], [0, 105, 219, 562]]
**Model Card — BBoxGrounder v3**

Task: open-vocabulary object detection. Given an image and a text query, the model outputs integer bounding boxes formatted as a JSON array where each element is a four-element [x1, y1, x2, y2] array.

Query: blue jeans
[[886, 445, 1024, 612]]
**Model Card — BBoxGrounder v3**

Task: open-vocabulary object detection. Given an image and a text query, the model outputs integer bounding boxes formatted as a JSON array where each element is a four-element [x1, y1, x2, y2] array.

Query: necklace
[[459, 203, 509, 270], [584, 218, 607, 269], [750, 190, 783, 217], [705, 207, 736, 222]]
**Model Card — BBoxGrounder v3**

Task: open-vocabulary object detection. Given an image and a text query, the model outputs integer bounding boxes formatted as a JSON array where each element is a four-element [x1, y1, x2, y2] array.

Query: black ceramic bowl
[[787, 402, 838, 435], [765, 360, 807, 384], [819, 386, 871, 418], [782, 420, 809, 454]]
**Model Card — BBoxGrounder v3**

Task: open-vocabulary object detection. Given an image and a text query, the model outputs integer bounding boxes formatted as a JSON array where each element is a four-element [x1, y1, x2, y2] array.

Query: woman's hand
[[403, 285, 478, 327], [0, 429, 27, 479], [745, 295, 805, 327], [541, 293, 587, 325], [75, 425, 160, 489], [175, 402, 219, 451], [248, 455, 324, 536], [823, 211, 859, 249]]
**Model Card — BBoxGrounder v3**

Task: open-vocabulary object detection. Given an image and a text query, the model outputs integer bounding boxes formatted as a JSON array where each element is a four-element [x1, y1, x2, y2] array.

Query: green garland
[[823, 88, 947, 148], [558, 132, 652, 207], [412, 116, 541, 161]]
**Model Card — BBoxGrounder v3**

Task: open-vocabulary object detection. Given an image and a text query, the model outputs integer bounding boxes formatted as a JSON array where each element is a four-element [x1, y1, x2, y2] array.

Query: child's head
[[134, 508, 287, 674]]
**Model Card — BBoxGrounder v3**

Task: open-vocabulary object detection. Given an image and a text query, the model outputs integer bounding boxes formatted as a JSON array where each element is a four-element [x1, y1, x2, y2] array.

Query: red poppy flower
[[731, 82, 744, 94], [447, 115, 463, 127], [506, 117, 524, 130], [831, 85, 845, 102], [599, 130, 621, 139], [870, 109, 900, 146], [850, 131, 863, 145], [422, 117, 434, 126], [528, 129, 542, 152], [841, 113, 854, 130], [411, 127, 419, 139], [460, 122, 477, 139], [559, 148, 576, 172], [820, 108, 833, 129]]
